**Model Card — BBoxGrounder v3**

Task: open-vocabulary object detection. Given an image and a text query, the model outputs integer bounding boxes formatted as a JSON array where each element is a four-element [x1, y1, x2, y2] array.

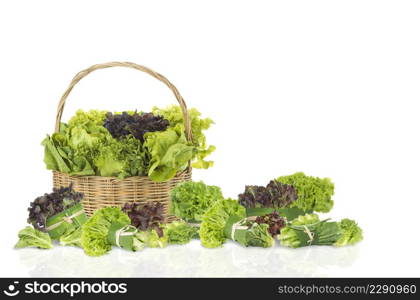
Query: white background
[[0, 0, 419, 277]]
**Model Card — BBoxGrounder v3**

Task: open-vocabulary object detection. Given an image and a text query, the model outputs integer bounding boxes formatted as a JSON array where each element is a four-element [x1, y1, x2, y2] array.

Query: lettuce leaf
[[277, 172, 334, 213], [152, 105, 215, 170], [134, 230, 168, 248], [59, 228, 82, 247], [80, 207, 130, 256], [144, 128, 193, 182], [170, 181, 224, 222], [334, 218, 363, 246], [15, 227, 53, 249], [165, 221, 198, 245], [199, 198, 246, 248]]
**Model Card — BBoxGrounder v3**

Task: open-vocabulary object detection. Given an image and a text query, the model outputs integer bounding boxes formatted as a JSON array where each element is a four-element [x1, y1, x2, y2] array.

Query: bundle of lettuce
[[15, 185, 88, 249], [278, 214, 363, 248], [42, 106, 214, 182], [15, 174, 363, 252], [238, 172, 335, 218], [171, 175, 362, 249], [223, 212, 287, 248], [16, 200, 198, 255], [79, 201, 199, 256]]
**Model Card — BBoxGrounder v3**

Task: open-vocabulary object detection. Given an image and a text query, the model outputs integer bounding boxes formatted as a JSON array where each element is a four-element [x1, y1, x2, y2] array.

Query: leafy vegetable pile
[[15, 174, 362, 254], [42, 106, 214, 182]]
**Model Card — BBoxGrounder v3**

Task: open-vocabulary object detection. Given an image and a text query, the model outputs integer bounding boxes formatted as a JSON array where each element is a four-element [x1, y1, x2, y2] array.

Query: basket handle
[[54, 62, 193, 141]]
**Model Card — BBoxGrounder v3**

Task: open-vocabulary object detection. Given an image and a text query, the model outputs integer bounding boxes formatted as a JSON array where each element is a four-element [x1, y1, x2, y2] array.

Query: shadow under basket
[[53, 169, 192, 222]]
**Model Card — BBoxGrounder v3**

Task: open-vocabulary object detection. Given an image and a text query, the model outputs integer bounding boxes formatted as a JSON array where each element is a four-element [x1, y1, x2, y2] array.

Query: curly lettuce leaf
[[134, 230, 168, 248], [59, 228, 82, 247], [277, 172, 334, 213], [199, 198, 246, 248], [334, 218, 363, 246], [81, 207, 130, 256], [94, 136, 145, 178], [170, 181, 224, 222], [15, 226, 53, 249], [152, 105, 215, 170], [165, 221, 198, 245], [144, 128, 193, 182], [43, 110, 147, 178]]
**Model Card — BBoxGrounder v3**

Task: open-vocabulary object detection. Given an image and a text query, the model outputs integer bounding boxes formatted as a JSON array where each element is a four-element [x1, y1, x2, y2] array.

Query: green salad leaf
[[144, 128, 193, 182], [15, 226, 53, 249], [334, 218, 363, 246], [152, 105, 215, 169], [134, 230, 168, 248], [59, 228, 82, 247], [165, 221, 198, 245], [199, 198, 246, 248], [277, 172, 335, 213], [170, 181, 224, 222], [81, 207, 130, 256]]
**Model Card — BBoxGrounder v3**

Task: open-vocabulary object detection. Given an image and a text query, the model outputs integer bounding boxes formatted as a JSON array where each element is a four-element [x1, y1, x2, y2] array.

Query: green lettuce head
[[81, 207, 130, 256], [334, 218, 363, 246], [277, 172, 334, 213], [165, 221, 198, 245], [199, 198, 246, 248], [170, 181, 224, 222]]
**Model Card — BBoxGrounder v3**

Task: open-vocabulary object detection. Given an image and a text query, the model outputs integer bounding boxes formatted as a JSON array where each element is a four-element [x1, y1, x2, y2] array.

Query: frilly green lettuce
[[81, 207, 130, 256], [170, 181, 224, 222], [15, 226, 53, 249], [59, 228, 82, 247], [43, 107, 215, 182], [199, 198, 246, 248], [334, 218, 363, 246], [277, 172, 334, 213], [144, 128, 193, 182], [165, 221, 198, 245], [134, 230, 168, 248], [152, 105, 215, 169]]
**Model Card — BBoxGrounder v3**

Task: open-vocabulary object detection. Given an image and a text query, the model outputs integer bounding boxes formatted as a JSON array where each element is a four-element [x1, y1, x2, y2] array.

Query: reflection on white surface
[[16, 240, 359, 277]]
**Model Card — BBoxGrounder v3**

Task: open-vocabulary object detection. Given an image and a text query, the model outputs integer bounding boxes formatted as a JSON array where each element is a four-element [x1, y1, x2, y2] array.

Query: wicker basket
[[51, 62, 194, 221]]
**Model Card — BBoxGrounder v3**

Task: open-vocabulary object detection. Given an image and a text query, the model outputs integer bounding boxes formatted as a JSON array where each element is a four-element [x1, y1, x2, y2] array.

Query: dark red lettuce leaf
[[104, 111, 169, 142], [255, 211, 286, 237], [238, 180, 298, 208], [27, 184, 83, 232], [122, 201, 165, 237]]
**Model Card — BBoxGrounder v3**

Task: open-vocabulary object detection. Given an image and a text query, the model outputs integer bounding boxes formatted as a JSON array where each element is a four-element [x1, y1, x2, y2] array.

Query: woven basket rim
[[52, 168, 191, 181]]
